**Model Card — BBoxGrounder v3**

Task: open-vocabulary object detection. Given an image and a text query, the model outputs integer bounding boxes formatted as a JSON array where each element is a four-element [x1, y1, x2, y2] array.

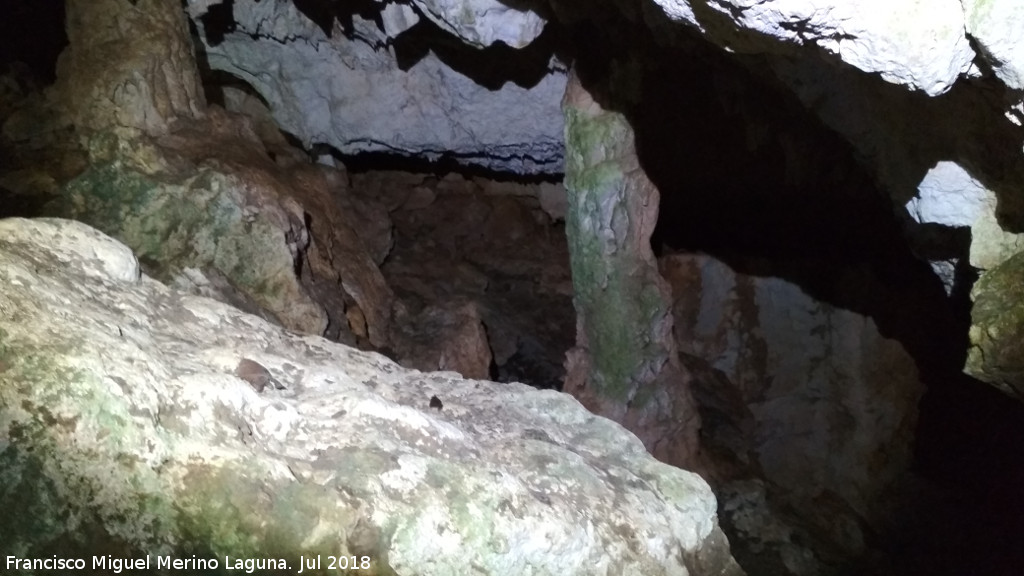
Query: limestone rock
[[381, 2, 421, 38], [649, 0, 974, 96], [906, 161, 1024, 274], [964, 0, 1024, 90], [765, 42, 1024, 402], [391, 301, 494, 380], [966, 251, 1024, 400], [219, 86, 311, 168], [0, 217, 140, 284], [6, 0, 327, 334], [48, 113, 328, 336], [196, 0, 566, 174], [661, 253, 922, 567], [562, 69, 700, 466], [366, 171, 575, 388], [183, 0, 223, 19], [52, 0, 205, 136], [906, 162, 991, 230], [717, 480, 820, 576], [187, 0, 544, 49], [0, 217, 741, 576], [760, 48, 1024, 310], [751, 42, 1024, 402], [283, 164, 395, 347], [538, 181, 568, 222], [411, 0, 547, 48]]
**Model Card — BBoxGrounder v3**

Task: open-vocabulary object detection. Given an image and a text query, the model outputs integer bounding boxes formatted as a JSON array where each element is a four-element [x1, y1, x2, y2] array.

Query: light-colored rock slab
[[412, 0, 547, 48], [198, 0, 566, 174], [0, 217, 740, 575], [965, 0, 1024, 90], [906, 161, 1024, 273], [650, 0, 974, 96]]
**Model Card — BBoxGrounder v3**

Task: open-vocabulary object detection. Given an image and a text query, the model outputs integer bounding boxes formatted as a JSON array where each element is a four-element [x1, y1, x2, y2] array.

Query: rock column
[[53, 0, 205, 136], [562, 69, 699, 466]]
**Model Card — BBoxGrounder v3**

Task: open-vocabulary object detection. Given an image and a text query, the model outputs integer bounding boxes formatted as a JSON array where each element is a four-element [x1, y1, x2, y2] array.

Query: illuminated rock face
[[561, 70, 701, 468], [967, 252, 1024, 401], [965, 0, 1024, 90], [0, 217, 741, 576], [55, 0, 206, 136], [408, 0, 548, 48], [648, 0, 975, 96]]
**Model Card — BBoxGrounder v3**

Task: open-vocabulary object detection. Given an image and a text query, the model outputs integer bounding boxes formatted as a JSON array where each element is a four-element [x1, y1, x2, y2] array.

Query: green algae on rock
[[561, 70, 700, 466], [50, 146, 326, 336]]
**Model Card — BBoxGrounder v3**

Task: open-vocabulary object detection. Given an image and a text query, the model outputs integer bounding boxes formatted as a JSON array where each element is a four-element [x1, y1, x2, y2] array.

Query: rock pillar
[[561, 69, 699, 465], [53, 0, 205, 136]]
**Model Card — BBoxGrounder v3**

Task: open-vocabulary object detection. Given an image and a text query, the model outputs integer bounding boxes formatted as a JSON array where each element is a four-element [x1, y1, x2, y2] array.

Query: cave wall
[[661, 253, 922, 570], [543, 0, 1024, 402]]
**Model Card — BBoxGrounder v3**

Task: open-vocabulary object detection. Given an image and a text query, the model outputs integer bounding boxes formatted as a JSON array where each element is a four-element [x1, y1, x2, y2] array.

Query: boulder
[[0, 217, 741, 576], [48, 116, 328, 337]]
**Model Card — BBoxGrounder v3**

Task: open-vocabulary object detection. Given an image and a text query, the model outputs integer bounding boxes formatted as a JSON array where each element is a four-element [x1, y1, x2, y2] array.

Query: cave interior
[[2, 1, 1024, 575]]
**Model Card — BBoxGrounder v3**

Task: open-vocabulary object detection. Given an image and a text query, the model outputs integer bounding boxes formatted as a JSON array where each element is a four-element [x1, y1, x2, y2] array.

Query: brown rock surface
[[352, 170, 576, 388], [660, 252, 922, 572], [284, 165, 395, 347], [391, 300, 494, 380], [52, 0, 205, 137]]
